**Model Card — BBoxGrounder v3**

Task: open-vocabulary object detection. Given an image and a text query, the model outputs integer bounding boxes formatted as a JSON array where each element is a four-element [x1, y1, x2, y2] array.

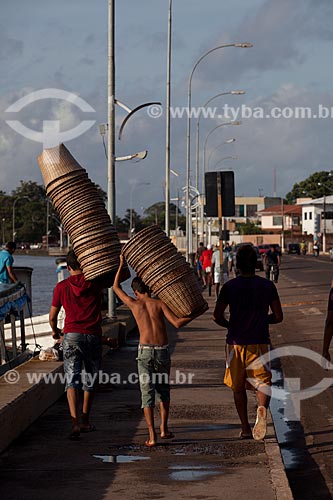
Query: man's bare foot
[[160, 426, 174, 439], [145, 430, 157, 447], [145, 438, 157, 447]]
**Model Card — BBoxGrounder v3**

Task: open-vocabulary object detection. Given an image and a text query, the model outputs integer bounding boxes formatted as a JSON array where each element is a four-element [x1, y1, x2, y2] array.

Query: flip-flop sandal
[[252, 406, 267, 441], [80, 424, 96, 433], [160, 432, 175, 439]]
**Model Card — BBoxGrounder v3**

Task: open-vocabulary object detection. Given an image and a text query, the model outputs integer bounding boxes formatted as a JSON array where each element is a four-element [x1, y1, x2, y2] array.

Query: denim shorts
[[62, 333, 102, 392], [136, 345, 171, 408]]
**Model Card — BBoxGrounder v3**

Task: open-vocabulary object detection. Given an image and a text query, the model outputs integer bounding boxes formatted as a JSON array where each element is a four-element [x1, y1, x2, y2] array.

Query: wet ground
[[0, 296, 283, 500]]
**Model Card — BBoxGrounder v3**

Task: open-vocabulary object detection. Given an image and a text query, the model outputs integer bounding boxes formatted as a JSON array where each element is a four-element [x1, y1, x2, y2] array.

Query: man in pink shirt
[[49, 250, 103, 440]]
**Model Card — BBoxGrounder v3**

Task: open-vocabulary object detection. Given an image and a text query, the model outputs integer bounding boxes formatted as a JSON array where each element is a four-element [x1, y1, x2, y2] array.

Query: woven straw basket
[[122, 225, 208, 318], [37, 143, 127, 285]]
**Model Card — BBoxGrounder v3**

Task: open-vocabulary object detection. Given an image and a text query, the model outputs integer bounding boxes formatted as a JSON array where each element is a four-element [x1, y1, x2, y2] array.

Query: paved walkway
[[0, 292, 291, 500]]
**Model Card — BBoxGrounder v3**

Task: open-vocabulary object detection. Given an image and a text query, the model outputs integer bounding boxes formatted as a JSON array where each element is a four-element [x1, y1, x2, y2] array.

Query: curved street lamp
[[200, 121, 241, 239], [202, 121, 241, 193], [185, 42, 253, 260], [207, 138, 236, 170], [212, 155, 239, 170], [195, 91, 244, 194]]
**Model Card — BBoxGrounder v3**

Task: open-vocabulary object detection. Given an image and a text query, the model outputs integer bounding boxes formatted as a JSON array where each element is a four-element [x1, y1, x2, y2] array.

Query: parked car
[[253, 246, 264, 271], [288, 243, 301, 255], [257, 244, 270, 254]]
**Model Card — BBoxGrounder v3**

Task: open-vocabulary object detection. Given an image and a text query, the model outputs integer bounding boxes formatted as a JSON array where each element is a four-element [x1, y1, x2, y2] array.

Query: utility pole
[[107, 0, 116, 318]]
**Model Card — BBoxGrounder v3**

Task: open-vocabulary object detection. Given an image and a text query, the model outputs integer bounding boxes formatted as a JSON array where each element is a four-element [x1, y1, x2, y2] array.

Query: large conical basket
[[38, 144, 85, 188], [122, 225, 208, 317], [38, 143, 129, 285]]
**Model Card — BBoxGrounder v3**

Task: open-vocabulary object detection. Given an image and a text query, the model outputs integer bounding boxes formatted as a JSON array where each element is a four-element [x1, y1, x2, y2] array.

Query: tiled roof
[[258, 204, 302, 215]]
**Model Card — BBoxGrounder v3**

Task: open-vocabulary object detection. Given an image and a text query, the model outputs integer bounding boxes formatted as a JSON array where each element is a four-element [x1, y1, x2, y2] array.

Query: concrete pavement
[[0, 291, 292, 500]]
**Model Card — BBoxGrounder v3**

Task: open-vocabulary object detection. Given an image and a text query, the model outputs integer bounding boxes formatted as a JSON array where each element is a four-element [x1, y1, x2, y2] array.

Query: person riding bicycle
[[264, 245, 280, 283]]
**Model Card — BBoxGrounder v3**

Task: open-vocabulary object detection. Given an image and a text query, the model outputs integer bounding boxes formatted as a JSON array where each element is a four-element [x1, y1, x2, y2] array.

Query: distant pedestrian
[[264, 245, 280, 283], [49, 250, 103, 440], [195, 242, 205, 282], [213, 245, 283, 440], [200, 244, 213, 293], [211, 244, 231, 300], [0, 242, 18, 284], [113, 255, 195, 447], [211, 245, 221, 299]]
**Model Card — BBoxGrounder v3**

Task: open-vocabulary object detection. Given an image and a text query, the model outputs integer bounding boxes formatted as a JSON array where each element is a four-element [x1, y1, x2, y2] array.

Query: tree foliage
[[236, 221, 263, 235], [286, 171, 333, 204], [0, 180, 185, 244], [142, 202, 185, 231], [1, 181, 106, 244]]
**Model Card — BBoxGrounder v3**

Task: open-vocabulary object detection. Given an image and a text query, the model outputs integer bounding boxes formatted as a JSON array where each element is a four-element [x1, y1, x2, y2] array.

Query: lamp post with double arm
[[185, 42, 253, 261]]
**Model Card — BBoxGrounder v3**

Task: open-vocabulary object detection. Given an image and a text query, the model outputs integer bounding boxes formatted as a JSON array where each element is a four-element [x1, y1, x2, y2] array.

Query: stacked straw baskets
[[122, 225, 208, 318], [38, 143, 127, 285]]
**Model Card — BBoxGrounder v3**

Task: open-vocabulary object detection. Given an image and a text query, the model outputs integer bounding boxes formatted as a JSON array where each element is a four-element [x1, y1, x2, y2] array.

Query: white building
[[300, 195, 333, 236]]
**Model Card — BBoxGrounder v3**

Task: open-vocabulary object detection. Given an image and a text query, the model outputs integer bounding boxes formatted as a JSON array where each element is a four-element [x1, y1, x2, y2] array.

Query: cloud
[[193, 0, 333, 88]]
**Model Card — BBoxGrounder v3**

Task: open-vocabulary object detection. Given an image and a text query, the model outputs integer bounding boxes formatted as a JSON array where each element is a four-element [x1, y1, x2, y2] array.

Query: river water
[[14, 255, 134, 316]]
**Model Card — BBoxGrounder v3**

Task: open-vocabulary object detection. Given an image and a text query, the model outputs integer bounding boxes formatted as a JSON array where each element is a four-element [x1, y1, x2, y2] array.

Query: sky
[[1, 0, 333, 218]]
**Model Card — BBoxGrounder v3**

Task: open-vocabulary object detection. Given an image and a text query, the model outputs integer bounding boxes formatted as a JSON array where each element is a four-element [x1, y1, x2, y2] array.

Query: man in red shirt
[[200, 244, 213, 294], [49, 250, 102, 440]]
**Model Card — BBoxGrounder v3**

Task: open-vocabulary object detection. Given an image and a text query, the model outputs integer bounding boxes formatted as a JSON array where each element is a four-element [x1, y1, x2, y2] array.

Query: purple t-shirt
[[216, 275, 279, 345]]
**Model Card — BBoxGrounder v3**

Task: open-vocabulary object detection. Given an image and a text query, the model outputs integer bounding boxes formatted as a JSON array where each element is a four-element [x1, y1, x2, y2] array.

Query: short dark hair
[[131, 276, 150, 294], [6, 242, 17, 251], [236, 245, 257, 273], [66, 250, 81, 271]]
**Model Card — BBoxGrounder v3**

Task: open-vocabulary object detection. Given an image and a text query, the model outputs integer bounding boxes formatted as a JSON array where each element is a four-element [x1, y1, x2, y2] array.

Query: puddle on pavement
[[93, 454, 150, 464], [169, 465, 223, 481]]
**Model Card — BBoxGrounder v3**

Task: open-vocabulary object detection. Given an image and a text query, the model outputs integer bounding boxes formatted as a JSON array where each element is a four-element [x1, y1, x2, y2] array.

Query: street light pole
[[108, 0, 116, 319], [213, 155, 239, 170], [165, 0, 172, 236], [185, 42, 252, 261], [195, 91, 244, 196], [200, 121, 241, 241], [317, 180, 332, 253], [206, 138, 236, 170]]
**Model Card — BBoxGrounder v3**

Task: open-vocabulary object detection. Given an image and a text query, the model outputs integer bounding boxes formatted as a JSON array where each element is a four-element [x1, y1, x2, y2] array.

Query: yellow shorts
[[224, 344, 272, 392]]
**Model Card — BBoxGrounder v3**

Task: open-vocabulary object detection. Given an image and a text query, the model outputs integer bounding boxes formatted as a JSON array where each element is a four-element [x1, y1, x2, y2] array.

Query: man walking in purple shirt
[[213, 245, 283, 440]]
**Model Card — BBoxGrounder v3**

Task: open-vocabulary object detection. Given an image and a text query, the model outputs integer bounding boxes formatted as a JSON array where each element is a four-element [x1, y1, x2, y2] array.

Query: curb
[[265, 410, 293, 500]]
